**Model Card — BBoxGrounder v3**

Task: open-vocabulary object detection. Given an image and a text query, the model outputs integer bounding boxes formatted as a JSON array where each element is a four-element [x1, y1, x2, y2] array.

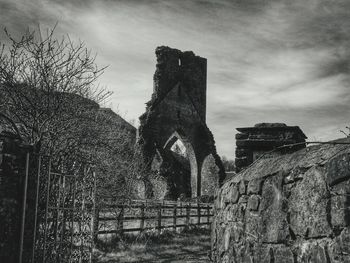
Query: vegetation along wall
[[211, 138, 350, 263]]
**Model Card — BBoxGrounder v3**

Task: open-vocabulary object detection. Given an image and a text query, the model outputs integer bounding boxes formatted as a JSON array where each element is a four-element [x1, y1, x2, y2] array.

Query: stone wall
[[211, 138, 350, 263]]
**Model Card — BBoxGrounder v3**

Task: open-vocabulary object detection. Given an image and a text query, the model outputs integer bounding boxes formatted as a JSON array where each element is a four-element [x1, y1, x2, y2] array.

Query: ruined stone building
[[137, 46, 225, 200], [235, 123, 307, 172]]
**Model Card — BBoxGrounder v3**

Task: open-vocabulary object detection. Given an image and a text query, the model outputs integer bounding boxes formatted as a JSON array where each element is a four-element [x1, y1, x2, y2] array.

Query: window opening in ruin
[[178, 58, 181, 66], [164, 131, 198, 197], [170, 138, 187, 158]]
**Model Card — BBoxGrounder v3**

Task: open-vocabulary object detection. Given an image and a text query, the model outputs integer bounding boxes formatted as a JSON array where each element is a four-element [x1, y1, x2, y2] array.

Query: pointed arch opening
[[163, 131, 198, 198]]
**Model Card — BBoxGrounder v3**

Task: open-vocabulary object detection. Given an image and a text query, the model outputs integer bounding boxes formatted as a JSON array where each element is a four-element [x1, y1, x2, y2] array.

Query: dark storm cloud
[[1, 0, 350, 158]]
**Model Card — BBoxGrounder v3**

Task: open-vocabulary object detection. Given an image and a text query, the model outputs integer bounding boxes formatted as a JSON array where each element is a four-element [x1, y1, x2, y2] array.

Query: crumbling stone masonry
[[138, 46, 225, 199], [235, 123, 307, 173], [211, 138, 350, 263]]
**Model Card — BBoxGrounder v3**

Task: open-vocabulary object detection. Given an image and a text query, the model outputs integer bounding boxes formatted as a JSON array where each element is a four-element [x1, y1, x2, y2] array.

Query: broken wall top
[[149, 46, 207, 122], [231, 137, 350, 183]]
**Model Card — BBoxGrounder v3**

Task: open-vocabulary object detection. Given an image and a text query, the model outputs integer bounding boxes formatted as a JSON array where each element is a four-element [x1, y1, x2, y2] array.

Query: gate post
[[18, 152, 30, 263], [0, 131, 34, 263], [93, 171, 98, 244]]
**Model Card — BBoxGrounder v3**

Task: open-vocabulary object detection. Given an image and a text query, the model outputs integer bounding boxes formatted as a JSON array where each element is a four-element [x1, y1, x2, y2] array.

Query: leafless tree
[[0, 27, 152, 204], [0, 26, 111, 146]]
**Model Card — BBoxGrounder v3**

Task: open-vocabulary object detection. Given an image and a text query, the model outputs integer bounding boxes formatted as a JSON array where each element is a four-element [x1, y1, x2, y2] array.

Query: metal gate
[[31, 156, 97, 263], [0, 118, 97, 263]]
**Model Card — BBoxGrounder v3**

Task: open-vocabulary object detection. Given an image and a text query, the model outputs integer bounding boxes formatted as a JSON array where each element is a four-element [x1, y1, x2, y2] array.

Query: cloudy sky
[[1, 0, 350, 158]]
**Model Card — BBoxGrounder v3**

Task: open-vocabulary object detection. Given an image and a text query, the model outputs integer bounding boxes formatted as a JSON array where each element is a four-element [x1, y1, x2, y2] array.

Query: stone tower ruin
[[138, 46, 225, 199]]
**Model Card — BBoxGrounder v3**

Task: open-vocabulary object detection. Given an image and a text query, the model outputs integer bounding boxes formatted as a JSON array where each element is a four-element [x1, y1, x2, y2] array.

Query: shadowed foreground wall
[[0, 132, 34, 263], [211, 138, 350, 263]]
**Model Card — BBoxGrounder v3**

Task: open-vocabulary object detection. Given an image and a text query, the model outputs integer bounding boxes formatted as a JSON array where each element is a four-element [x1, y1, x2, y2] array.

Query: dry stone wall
[[211, 138, 350, 263]]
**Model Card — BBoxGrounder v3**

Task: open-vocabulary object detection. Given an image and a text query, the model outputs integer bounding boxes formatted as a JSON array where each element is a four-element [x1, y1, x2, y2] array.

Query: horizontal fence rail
[[95, 199, 213, 238]]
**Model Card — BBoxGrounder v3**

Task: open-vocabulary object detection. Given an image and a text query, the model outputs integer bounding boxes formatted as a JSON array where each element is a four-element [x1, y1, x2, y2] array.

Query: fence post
[[140, 203, 145, 233], [197, 201, 201, 226], [117, 205, 124, 236], [207, 204, 210, 228], [93, 207, 99, 243], [173, 203, 177, 231], [157, 202, 162, 234], [185, 203, 190, 230]]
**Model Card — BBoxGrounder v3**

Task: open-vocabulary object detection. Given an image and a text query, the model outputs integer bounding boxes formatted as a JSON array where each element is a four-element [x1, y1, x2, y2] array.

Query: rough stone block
[[283, 174, 294, 184], [328, 227, 350, 262], [239, 180, 246, 194], [274, 246, 294, 263], [230, 203, 243, 223], [230, 222, 244, 243], [247, 195, 260, 211], [223, 227, 231, 251], [326, 153, 350, 186], [221, 254, 230, 263], [220, 187, 229, 208], [336, 227, 350, 254], [331, 195, 350, 228], [238, 195, 249, 204], [330, 181, 350, 228], [311, 245, 329, 263], [217, 228, 226, 261], [253, 246, 272, 263], [245, 210, 261, 242], [289, 167, 333, 238], [224, 204, 237, 222], [260, 175, 289, 243], [300, 243, 329, 263], [230, 184, 240, 204], [247, 178, 262, 195], [236, 202, 247, 222]]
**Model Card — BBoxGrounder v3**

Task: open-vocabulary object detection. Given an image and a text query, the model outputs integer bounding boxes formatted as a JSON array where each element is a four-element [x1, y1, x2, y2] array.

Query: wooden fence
[[95, 199, 213, 238]]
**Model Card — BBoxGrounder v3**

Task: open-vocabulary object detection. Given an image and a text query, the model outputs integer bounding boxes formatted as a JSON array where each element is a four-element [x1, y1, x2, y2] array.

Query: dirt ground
[[94, 228, 212, 263]]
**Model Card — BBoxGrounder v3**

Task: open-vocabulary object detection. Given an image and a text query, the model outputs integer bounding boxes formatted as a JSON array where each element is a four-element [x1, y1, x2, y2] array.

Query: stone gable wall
[[211, 138, 350, 263], [138, 46, 225, 199]]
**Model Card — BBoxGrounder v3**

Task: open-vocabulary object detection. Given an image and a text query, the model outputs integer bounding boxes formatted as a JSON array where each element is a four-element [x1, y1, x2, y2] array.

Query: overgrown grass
[[94, 227, 211, 263]]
